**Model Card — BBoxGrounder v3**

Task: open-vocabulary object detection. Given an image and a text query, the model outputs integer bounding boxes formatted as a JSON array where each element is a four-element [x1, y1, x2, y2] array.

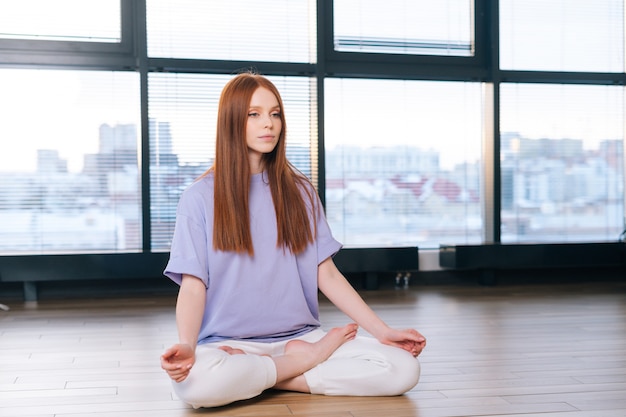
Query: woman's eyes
[[247, 112, 281, 118]]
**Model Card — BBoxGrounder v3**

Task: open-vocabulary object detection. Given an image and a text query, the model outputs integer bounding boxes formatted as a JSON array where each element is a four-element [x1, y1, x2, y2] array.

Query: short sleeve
[[163, 185, 211, 287]]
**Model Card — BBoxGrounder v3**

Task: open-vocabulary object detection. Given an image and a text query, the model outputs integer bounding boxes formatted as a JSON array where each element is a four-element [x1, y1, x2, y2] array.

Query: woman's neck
[[248, 153, 264, 174]]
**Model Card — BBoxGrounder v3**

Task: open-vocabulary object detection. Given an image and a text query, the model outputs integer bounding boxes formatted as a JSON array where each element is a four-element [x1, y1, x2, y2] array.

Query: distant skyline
[[0, 71, 623, 174]]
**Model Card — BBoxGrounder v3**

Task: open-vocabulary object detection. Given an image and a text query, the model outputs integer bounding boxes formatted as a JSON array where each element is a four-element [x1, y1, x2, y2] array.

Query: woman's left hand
[[379, 328, 426, 357]]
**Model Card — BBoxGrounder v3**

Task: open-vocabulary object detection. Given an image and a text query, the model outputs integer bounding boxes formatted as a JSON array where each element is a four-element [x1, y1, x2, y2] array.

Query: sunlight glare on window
[[0, 0, 121, 43], [500, 0, 624, 72]]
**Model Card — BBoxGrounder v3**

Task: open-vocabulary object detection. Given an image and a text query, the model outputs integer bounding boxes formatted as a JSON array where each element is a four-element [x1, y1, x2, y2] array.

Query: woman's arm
[[317, 257, 426, 356], [175, 274, 207, 346], [160, 274, 207, 382]]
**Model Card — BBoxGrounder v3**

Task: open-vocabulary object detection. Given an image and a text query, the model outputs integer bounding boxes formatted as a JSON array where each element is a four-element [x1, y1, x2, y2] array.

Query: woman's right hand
[[161, 343, 195, 382]]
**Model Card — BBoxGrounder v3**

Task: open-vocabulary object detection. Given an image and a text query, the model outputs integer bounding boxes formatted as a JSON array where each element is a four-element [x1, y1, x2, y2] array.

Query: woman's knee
[[172, 350, 276, 408], [171, 377, 228, 408], [171, 365, 234, 407], [379, 350, 421, 395]]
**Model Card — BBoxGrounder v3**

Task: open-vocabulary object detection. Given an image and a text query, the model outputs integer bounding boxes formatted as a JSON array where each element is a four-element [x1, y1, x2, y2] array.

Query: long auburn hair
[[203, 72, 316, 256]]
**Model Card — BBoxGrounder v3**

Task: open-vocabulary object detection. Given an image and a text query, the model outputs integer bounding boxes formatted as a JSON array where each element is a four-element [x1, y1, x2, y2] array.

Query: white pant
[[172, 329, 421, 408]]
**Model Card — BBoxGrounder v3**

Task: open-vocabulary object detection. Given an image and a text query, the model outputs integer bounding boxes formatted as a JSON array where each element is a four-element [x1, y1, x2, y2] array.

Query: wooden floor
[[1, 281, 625, 417]]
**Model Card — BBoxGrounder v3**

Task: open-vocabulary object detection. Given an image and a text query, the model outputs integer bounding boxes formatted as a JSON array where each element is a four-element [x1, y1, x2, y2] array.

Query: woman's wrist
[[368, 321, 392, 342]]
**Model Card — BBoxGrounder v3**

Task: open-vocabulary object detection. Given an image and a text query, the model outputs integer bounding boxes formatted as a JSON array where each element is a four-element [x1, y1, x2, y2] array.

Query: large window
[[325, 79, 484, 248], [0, 69, 141, 254], [500, 83, 624, 242]]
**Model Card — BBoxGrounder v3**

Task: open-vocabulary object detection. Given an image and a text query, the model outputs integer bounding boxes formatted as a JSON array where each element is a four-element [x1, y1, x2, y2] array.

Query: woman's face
[[246, 87, 282, 172]]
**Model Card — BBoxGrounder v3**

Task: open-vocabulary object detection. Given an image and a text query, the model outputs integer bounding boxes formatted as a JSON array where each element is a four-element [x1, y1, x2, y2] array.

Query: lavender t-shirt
[[164, 172, 342, 344]]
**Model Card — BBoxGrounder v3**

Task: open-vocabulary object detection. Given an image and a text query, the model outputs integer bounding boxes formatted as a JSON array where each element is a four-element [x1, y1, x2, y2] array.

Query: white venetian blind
[[146, 0, 317, 62], [148, 74, 318, 251]]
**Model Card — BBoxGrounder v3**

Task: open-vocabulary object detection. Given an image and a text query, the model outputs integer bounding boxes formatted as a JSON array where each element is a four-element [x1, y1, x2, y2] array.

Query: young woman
[[160, 72, 426, 408]]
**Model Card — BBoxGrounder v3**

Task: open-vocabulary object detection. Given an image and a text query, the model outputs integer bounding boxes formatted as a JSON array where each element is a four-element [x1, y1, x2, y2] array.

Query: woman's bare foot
[[218, 346, 246, 355], [218, 345, 272, 358], [272, 323, 358, 388], [284, 323, 358, 369]]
